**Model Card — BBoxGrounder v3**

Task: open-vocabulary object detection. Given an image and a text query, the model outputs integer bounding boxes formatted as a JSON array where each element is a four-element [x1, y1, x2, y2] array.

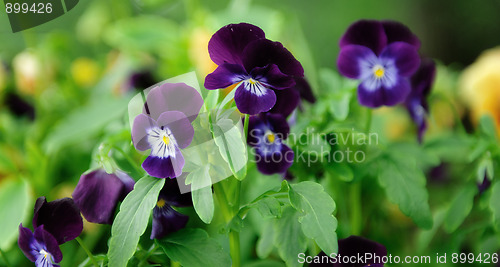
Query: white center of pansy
[[259, 129, 282, 155], [147, 126, 178, 158], [372, 64, 385, 78], [243, 78, 267, 96], [37, 249, 55, 265], [40, 249, 49, 258]]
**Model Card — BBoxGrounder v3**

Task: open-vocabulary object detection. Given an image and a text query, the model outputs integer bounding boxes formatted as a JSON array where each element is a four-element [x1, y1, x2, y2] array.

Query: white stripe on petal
[[147, 127, 178, 158]]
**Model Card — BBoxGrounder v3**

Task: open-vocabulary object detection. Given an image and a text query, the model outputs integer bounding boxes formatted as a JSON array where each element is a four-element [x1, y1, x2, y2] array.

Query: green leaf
[[479, 115, 498, 140], [443, 184, 477, 233], [417, 208, 446, 253], [273, 207, 307, 267], [255, 197, 282, 218], [0, 178, 31, 250], [204, 90, 220, 112], [189, 166, 214, 224], [157, 228, 231, 267], [108, 176, 165, 267], [257, 220, 275, 259], [212, 109, 247, 180], [378, 156, 433, 229], [490, 182, 500, 231], [289, 181, 338, 255]]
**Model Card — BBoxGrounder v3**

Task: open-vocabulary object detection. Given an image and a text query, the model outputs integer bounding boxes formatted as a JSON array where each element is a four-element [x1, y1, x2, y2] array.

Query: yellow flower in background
[[189, 28, 217, 79], [71, 57, 100, 87], [460, 47, 500, 134], [13, 51, 40, 95]]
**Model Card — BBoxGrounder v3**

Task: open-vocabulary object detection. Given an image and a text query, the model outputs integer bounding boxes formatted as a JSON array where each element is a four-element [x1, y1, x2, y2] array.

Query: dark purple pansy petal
[[358, 76, 411, 107], [382, 20, 421, 49], [266, 113, 290, 138], [145, 83, 203, 122], [208, 23, 266, 66], [128, 70, 158, 91], [410, 58, 436, 98], [242, 39, 304, 77], [234, 82, 277, 115], [256, 144, 294, 175], [337, 45, 377, 79], [339, 20, 387, 55], [32, 197, 83, 245], [205, 63, 248, 90], [268, 87, 300, 118], [34, 225, 63, 263], [18, 224, 37, 262], [157, 111, 195, 149], [142, 148, 184, 179], [150, 205, 189, 239], [294, 77, 316, 103], [247, 116, 265, 147], [161, 178, 193, 207], [478, 174, 492, 195], [132, 114, 156, 151], [380, 42, 420, 77], [251, 64, 296, 90], [406, 100, 427, 143], [72, 169, 134, 224]]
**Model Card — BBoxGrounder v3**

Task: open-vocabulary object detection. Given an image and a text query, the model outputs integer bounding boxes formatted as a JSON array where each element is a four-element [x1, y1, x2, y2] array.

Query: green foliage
[[156, 228, 231, 267], [273, 207, 308, 267], [490, 182, 500, 231], [289, 181, 338, 255], [0, 178, 31, 250], [189, 165, 214, 224], [444, 184, 477, 233], [108, 176, 165, 267]]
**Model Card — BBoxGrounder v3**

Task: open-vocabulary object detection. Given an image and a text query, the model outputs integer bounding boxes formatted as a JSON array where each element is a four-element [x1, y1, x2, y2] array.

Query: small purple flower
[[72, 169, 135, 224], [248, 113, 294, 175], [338, 20, 421, 108], [151, 178, 192, 239], [18, 225, 62, 267], [404, 58, 436, 143], [310, 235, 387, 267], [132, 83, 203, 179], [204, 23, 304, 115], [32, 197, 83, 245]]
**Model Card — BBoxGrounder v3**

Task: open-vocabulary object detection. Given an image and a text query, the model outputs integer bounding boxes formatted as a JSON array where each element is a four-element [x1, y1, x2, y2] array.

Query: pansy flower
[[18, 225, 63, 267], [132, 83, 203, 178], [337, 20, 421, 108], [248, 113, 294, 175], [151, 178, 192, 239], [310, 235, 387, 266], [204, 23, 304, 115], [18, 197, 83, 267], [72, 169, 135, 224], [404, 58, 436, 143], [269, 77, 315, 118]]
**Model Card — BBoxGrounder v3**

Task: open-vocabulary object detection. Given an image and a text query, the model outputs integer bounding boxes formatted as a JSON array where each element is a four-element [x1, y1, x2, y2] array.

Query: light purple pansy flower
[[132, 83, 203, 179], [404, 58, 436, 143], [151, 178, 192, 239], [337, 20, 421, 108], [310, 235, 387, 267], [204, 23, 304, 115], [18, 225, 63, 267], [247, 113, 294, 175], [72, 169, 135, 224]]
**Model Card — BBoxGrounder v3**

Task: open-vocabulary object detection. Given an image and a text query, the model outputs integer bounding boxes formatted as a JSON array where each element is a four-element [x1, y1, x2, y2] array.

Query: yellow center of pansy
[[157, 199, 166, 208], [248, 78, 257, 85], [162, 136, 170, 145], [373, 65, 385, 78], [266, 132, 276, 143]]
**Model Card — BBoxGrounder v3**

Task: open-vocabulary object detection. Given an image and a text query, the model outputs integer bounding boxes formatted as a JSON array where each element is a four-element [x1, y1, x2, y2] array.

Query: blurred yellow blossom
[[13, 51, 40, 95], [71, 57, 100, 87], [189, 28, 217, 79], [460, 47, 500, 134]]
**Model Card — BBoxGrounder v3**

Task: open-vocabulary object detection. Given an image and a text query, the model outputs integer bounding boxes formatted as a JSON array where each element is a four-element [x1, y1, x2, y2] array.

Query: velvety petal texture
[[204, 63, 248, 89], [248, 113, 294, 175], [150, 179, 193, 239], [32, 197, 83, 245], [18, 224, 62, 267], [234, 81, 277, 115], [72, 169, 135, 224], [144, 83, 203, 122]]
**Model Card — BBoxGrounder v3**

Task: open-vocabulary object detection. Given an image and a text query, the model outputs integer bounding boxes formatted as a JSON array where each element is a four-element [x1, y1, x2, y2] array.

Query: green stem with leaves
[[76, 237, 98, 267]]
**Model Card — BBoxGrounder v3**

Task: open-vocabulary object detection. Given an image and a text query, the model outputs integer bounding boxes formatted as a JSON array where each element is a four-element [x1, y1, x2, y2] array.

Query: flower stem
[[350, 182, 362, 235], [112, 145, 144, 174], [75, 237, 98, 267], [0, 247, 13, 267], [139, 244, 158, 266]]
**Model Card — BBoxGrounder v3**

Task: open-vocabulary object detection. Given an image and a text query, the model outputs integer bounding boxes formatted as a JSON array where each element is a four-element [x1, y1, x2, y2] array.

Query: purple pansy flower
[[337, 20, 421, 108], [151, 178, 192, 239], [72, 169, 135, 224], [132, 83, 203, 179], [32, 197, 83, 245], [204, 23, 304, 115], [270, 77, 316, 118], [404, 58, 436, 143], [248, 113, 294, 175], [18, 225, 63, 267], [310, 235, 387, 267]]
